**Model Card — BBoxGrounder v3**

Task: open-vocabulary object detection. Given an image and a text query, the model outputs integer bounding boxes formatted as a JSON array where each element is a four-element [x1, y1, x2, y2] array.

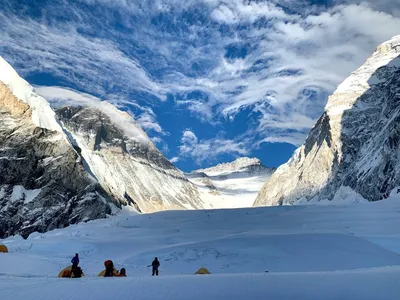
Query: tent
[[58, 266, 84, 278], [58, 266, 73, 278], [0, 244, 8, 253], [98, 268, 119, 277], [194, 268, 211, 275]]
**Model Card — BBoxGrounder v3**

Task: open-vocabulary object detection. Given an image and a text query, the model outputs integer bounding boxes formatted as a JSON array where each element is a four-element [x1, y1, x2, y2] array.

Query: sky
[[1, 0, 399, 172]]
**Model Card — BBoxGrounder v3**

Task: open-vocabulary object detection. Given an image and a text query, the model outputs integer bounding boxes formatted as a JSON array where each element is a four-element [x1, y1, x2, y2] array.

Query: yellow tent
[[98, 268, 119, 277], [58, 266, 84, 278], [58, 266, 72, 278], [194, 268, 211, 275], [0, 244, 8, 253]]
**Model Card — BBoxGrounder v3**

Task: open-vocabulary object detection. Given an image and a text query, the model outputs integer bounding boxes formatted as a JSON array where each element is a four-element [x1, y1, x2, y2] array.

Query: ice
[[1, 198, 400, 299], [189, 157, 273, 208]]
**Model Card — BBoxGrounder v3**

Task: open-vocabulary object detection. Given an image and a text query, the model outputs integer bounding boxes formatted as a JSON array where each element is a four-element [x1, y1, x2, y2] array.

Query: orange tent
[[0, 244, 8, 253], [58, 266, 73, 278]]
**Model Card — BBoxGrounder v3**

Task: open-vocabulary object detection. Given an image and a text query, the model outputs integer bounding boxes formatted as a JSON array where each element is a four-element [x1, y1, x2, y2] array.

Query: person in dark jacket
[[104, 260, 115, 277], [71, 253, 79, 272], [117, 268, 127, 277], [151, 257, 160, 276]]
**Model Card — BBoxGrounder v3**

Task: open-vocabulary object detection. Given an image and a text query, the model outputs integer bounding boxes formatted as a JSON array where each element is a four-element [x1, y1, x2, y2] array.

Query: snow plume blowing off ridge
[[255, 35, 400, 207], [35, 86, 150, 145]]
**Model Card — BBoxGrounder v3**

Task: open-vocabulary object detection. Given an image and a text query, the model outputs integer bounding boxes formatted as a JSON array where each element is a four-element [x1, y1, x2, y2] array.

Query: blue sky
[[1, 0, 399, 172]]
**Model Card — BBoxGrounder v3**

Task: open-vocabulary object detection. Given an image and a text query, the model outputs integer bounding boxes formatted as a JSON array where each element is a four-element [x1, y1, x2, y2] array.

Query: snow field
[[2, 198, 400, 299]]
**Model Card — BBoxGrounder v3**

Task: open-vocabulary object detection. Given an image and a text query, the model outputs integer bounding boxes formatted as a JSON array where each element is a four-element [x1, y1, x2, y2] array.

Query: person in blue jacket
[[71, 253, 79, 272]]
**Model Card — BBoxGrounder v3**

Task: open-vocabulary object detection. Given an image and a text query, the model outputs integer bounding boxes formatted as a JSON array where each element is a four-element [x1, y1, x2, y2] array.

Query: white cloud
[[178, 129, 249, 164], [136, 111, 164, 134], [0, 12, 165, 101], [1, 0, 400, 158], [175, 99, 214, 122], [210, 1, 289, 24], [170, 157, 180, 163]]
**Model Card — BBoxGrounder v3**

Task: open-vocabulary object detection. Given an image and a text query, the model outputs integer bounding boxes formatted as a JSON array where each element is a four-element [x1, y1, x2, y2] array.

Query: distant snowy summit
[[187, 157, 274, 208], [255, 35, 400, 207], [195, 157, 272, 176], [0, 56, 205, 238]]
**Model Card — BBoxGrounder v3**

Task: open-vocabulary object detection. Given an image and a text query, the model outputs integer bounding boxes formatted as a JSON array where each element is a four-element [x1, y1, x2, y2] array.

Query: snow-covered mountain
[[255, 35, 400, 207], [56, 105, 205, 213], [0, 56, 206, 238], [0, 57, 114, 238], [187, 157, 274, 208]]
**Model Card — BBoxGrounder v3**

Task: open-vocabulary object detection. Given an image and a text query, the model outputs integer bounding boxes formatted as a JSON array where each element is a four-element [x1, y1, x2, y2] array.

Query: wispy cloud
[[177, 129, 249, 164], [170, 157, 180, 163], [1, 0, 400, 163], [0, 11, 165, 100]]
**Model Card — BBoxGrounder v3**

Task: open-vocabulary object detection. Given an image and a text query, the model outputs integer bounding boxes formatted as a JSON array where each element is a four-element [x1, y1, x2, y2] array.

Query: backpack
[[72, 267, 83, 278], [119, 268, 126, 276]]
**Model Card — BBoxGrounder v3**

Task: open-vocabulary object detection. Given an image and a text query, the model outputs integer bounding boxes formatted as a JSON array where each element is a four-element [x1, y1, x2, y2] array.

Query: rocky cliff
[[56, 105, 205, 213], [255, 35, 400, 206], [0, 59, 114, 238], [0, 55, 206, 238]]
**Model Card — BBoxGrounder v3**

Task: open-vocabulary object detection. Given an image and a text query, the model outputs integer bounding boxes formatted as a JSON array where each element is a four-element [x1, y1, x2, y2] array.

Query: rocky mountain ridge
[[254, 35, 400, 206], [0, 56, 205, 237], [0, 59, 114, 238], [56, 105, 205, 213]]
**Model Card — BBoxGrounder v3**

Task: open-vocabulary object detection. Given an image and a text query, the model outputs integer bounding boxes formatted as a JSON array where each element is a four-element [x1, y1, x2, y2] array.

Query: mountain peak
[[255, 35, 400, 207], [194, 157, 269, 176]]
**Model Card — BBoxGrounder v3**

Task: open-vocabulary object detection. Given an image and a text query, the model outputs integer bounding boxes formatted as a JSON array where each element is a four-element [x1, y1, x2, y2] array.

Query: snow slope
[[2, 196, 400, 299], [56, 106, 205, 212], [188, 158, 274, 208]]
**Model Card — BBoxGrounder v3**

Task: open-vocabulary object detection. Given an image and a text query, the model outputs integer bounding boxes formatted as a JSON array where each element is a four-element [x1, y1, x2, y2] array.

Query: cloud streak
[[1, 0, 400, 165], [177, 129, 249, 165]]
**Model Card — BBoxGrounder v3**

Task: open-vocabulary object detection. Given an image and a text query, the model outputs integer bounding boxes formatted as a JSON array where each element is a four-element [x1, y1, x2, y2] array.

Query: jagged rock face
[[56, 106, 205, 213], [0, 83, 113, 238], [255, 35, 400, 206]]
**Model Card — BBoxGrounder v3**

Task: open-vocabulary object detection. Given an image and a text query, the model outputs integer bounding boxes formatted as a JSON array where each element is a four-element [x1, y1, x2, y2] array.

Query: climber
[[117, 268, 127, 277], [104, 260, 115, 277], [151, 257, 160, 276], [71, 253, 79, 273]]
